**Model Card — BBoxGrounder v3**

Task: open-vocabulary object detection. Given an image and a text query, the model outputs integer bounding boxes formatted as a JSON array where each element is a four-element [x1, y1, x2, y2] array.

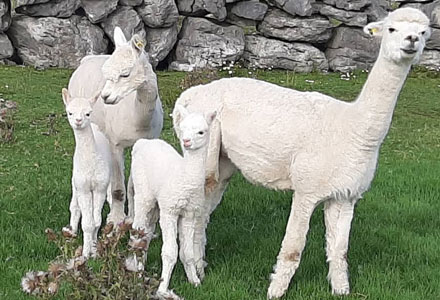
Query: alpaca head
[[100, 27, 148, 105], [62, 88, 99, 130], [174, 105, 217, 151], [364, 7, 431, 64]]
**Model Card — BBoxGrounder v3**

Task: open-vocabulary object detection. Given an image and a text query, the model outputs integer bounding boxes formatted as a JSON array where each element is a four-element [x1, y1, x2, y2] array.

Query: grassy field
[[0, 65, 439, 300]]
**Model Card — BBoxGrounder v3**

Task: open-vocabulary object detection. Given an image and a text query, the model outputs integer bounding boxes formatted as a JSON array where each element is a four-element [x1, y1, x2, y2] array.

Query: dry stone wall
[[0, 0, 439, 71]]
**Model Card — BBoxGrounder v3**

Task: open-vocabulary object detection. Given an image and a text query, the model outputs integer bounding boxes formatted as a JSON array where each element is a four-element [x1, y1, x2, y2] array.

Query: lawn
[[0, 65, 439, 300]]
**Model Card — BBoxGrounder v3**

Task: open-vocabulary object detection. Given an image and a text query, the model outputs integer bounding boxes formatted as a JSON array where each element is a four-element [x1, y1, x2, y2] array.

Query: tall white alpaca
[[61, 88, 112, 258], [172, 8, 431, 298], [67, 27, 163, 226], [131, 105, 216, 299]]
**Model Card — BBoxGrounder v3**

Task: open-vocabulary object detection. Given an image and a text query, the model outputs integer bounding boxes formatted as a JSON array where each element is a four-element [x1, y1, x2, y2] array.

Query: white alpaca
[[172, 8, 431, 298], [67, 27, 163, 226], [131, 105, 216, 299], [61, 88, 112, 258]]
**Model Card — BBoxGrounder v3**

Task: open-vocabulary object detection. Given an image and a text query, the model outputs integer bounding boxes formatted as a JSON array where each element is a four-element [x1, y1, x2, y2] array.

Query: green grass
[[1, 65, 440, 299]]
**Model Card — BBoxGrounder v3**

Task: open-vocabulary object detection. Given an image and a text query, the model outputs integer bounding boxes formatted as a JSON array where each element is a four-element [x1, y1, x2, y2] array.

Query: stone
[[15, 0, 48, 7], [0, 0, 11, 32], [176, 0, 227, 21], [15, 0, 81, 18], [230, 0, 268, 21], [322, 0, 369, 11], [101, 6, 146, 45], [325, 26, 380, 72], [0, 33, 13, 59], [365, 0, 390, 22], [317, 4, 367, 27], [242, 34, 328, 72], [136, 0, 179, 28], [170, 17, 244, 70], [80, 0, 118, 23], [119, 0, 143, 6], [426, 27, 440, 50], [8, 15, 108, 69], [419, 50, 440, 70], [270, 0, 314, 17], [259, 8, 334, 43], [145, 24, 178, 67]]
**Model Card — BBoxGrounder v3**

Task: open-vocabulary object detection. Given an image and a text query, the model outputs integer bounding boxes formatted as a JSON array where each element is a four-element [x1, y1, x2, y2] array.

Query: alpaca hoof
[[106, 212, 126, 226], [156, 289, 182, 300], [267, 278, 288, 299], [196, 260, 207, 281], [62, 226, 77, 238], [188, 276, 201, 287], [332, 286, 350, 296]]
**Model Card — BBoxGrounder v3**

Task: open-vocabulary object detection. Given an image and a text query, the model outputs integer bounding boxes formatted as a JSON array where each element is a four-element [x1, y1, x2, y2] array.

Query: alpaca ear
[[114, 27, 127, 47], [89, 91, 100, 106], [205, 111, 217, 126], [131, 34, 146, 54], [61, 88, 70, 106], [364, 21, 384, 37], [173, 104, 190, 126]]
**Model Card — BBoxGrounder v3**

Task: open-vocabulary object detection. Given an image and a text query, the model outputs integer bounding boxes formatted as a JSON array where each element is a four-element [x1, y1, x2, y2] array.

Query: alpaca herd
[[58, 7, 431, 299]]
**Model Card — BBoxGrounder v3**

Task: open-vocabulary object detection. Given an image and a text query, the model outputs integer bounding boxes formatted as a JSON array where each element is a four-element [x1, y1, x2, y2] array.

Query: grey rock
[[1, 0, 11, 32], [101, 6, 146, 45], [322, 0, 369, 11], [325, 26, 380, 72], [365, 0, 390, 22], [426, 27, 440, 50], [80, 0, 118, 23], [170, 17, 244, 70], [419, 50, 440, 70], [0, 33, 13, 59], [119, 0, 143, 6], [403, 0, 440, 28], [231, 0, 268, 21], [270, 0, 314, 17], [226, 13, 258, 29], [145, 24, 178, 67], [136, 0, 179, 28], [317, 4, 367, 27], [15, 0, 49, 7], [243, 34, 328, 72], [176, 0, 227, 21], [15, 0, 81, 18], [8, 15, 108, 68], [259, 8, 334, 43]]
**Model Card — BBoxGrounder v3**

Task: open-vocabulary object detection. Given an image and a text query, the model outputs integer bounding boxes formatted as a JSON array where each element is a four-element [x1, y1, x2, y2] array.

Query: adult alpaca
[[173, 8, 431, 298], [67, 27, 163, 226]]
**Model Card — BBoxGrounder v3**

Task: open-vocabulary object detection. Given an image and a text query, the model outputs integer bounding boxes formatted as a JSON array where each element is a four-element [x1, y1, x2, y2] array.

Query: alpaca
[[61, 88, 112, 258], [131, 105, 216, 299], [67, 27, 163, 226], [172, 8, 431, 298]]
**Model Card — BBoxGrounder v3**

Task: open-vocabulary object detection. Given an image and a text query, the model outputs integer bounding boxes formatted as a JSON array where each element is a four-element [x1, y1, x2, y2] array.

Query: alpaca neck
[[182, 147, 208, 183], [135, 52, 158, 107], [73, 125, 96, 159], [352, 54, 411, 146]]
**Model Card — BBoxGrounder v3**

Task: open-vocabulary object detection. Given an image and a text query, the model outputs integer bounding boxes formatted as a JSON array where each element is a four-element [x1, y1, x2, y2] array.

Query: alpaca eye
[[120, 73, 130, 78], [421, 31, 426, 35], [198, 131, 204, 135], [86, 113, 91, 117], [68, 112, 72, 116], [388, 28, 396, 33]]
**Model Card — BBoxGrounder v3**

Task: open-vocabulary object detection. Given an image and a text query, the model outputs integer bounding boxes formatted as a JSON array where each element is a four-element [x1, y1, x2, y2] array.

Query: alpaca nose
[[405, 34, 419, 43], [183, 139, 191, 147], [75, 118, 82, 123]]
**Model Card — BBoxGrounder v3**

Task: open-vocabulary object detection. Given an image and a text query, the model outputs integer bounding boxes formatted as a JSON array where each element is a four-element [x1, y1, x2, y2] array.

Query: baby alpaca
[[131, 105, 216, 299], [61, 88, 112, 258]]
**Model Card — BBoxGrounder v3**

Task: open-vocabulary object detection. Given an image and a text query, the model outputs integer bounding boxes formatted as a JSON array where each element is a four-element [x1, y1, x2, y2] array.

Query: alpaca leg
[[178, 215, 200, 286], [127, 173, 135, 223], [63, 180, 80, 237], [325, 199, 355, 295], [107, 146, 126, 224], [77, 191, 95, 258], [91, 189, 107, 256], [267, 193, 320, 299], [157, 213, 180, 299], [194, 156, 236, 279]]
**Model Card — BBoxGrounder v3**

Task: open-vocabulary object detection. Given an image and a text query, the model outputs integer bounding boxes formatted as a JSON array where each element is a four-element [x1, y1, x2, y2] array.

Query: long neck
[[135, 52, 158, 109], [73, 125, 96, 158], [352, 54, 411, 146], [182, 146, 208, 183]]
